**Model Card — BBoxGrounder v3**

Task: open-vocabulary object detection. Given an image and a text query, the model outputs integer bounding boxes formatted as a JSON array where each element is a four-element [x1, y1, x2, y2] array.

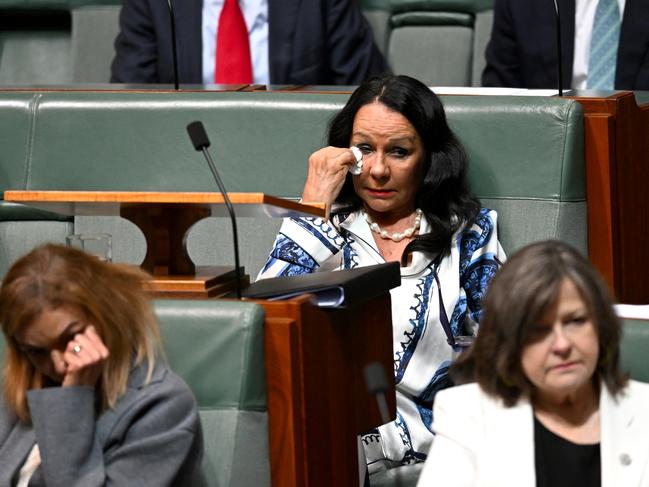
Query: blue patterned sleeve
[[257, 216, 347, 279], [458, 208, 506, 326]]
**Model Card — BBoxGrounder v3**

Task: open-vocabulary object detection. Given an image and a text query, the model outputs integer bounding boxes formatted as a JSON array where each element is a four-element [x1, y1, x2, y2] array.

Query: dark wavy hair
[[452, 240, 628, 407], [328, 75, 480, 262]]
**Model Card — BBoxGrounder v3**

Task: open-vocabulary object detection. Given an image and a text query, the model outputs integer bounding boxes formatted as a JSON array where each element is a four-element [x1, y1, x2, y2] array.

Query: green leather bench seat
[[155, 299, 269, 486], [0, 90, 584, 279]]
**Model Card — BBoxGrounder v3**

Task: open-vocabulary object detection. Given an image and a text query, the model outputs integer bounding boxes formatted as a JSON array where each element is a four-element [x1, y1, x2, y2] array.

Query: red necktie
[[214, 0, 253, 84]]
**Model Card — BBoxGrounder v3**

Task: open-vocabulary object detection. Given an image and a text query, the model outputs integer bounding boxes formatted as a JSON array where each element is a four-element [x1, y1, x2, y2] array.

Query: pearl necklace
[[363, 208, 423, 242]]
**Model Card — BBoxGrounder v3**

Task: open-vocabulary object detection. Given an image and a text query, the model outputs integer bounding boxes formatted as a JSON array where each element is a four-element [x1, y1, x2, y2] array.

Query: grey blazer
[[0, 362, 203, 486]]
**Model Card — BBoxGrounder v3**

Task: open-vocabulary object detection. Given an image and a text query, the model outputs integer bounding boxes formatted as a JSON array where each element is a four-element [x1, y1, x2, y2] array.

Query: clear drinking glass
[[66, 233, 112, 262]]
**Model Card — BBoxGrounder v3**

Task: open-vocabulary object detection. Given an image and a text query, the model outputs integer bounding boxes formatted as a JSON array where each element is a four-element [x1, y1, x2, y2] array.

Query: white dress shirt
[[572, 0, 626, 89], [202, 0, 269, 85]]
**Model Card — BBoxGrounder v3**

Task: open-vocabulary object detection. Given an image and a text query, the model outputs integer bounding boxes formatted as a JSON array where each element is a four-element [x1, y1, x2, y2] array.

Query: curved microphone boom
[[186, 121, 243, 298]]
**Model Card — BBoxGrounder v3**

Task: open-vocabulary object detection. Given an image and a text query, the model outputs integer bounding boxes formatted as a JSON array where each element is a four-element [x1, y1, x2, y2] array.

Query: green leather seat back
[[71, 5, 121, 83], [0, 93, 73, 279], [369, 0, 495, 86], [443, 95, 585, 255], [0, 10, 72, 84], [620, 318, 649, 383], [0, 93, 33, 194], [389, 11, 474, 86], [2, 90, 584, 277], [361, 0, 392, 55], [154, 299, 270, 487], [0, 0, 122, 85]]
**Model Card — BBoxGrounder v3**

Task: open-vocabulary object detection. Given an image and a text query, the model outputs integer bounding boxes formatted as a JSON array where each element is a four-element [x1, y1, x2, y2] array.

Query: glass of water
[[66, 233, 112, 262]]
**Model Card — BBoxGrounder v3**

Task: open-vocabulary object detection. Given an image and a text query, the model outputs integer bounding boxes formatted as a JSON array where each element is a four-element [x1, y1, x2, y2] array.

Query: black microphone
[[363, 362, 401, 487], [553, 0, 564, 96], [186, 121, 243, 298], [167, 0, 180, 90], [363, 362, 391, 425]]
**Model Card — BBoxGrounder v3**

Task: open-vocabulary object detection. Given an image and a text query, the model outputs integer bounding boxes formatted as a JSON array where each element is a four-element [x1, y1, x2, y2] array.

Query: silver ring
[[72, 344, 82, 354]]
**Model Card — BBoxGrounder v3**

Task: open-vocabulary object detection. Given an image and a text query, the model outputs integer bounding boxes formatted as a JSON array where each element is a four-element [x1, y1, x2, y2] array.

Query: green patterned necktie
[[587, 0, 621, 89]]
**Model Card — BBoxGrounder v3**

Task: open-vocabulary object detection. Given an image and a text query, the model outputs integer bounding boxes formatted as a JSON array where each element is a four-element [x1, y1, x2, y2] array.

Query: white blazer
[[417, 380, 649, 487]]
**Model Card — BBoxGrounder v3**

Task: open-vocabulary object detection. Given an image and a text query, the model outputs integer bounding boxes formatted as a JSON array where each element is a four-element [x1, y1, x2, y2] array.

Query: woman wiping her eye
[[0, 244, 202, 486], [258, 75, 506, 474]]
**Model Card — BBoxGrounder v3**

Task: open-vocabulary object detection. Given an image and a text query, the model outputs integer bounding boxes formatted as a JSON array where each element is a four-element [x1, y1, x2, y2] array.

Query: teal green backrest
[[154, 299, 270, 487], [363, 0, 495, 86], [0, 93, 34, 194], [620, 318, 649, 383], [0, 93, 73, 279], [1, 90, 585, 275], [25, 92, 335, 198], [0, 0, 122, 84]]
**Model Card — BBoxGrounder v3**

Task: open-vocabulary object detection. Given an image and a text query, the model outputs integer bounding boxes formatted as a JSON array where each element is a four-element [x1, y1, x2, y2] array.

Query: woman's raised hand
[[301, 147, 357, 209], [53, 325, 110, 388]]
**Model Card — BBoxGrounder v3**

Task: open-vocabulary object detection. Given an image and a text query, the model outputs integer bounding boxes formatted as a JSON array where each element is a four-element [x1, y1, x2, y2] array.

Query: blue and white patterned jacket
[[258, 208, 505, 471]]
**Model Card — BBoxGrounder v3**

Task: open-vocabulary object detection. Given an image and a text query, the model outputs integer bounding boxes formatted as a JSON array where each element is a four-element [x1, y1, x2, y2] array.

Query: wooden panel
[[260, 294, 396, 487], [3, 190, 326, 218], [263, 313, 306, 487], [583, 113, 616, 290], [576, 92, 649, 302]]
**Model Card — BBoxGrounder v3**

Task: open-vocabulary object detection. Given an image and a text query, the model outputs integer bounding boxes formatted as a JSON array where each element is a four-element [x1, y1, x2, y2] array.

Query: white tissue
[[349, 146, 363, 175]]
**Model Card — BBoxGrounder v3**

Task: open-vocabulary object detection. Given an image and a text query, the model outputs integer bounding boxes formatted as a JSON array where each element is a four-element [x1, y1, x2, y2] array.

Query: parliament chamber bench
[[0, 89, 586, 279], [0, 89, 586, 485]]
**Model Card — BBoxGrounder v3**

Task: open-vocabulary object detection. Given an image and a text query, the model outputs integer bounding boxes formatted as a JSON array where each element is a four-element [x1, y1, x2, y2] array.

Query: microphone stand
[[186, 122, 243, 298], [167, 0, 180, 90], [363, 362, 401, 487], [553, 0, 563, 96]]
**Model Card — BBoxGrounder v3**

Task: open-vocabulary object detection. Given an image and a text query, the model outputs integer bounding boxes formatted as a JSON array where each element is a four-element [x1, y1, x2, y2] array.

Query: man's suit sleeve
[[111, 0, 160, 83], [481, 0, 523, 87], [324, 0, 389, 84]]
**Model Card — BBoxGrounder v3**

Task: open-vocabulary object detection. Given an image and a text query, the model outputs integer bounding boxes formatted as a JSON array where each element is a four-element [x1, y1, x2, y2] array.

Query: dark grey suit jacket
[[110, 0, 388, 85], [482, 0, 649, 90], [0, 362, 202, 486]]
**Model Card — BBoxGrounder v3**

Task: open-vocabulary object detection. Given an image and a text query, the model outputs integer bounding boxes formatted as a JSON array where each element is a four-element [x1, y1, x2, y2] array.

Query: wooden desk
[[260, 293, 396, 487], [4, 190, 325, 296]]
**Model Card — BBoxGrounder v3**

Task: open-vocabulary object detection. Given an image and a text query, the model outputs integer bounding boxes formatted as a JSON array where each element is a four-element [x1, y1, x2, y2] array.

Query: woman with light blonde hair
[[0, 244, 202, 486]]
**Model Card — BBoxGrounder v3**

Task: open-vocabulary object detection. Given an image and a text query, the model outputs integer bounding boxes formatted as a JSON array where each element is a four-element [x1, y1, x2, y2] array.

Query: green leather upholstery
[[71, 5, 120, 82], [0, 93, 73, 276], [0, 90, 584, 279], [361, 0, 495, 86], [154, 299, 270, 486], [0, 0, 121, 84], [620, 318, 649, 383]]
